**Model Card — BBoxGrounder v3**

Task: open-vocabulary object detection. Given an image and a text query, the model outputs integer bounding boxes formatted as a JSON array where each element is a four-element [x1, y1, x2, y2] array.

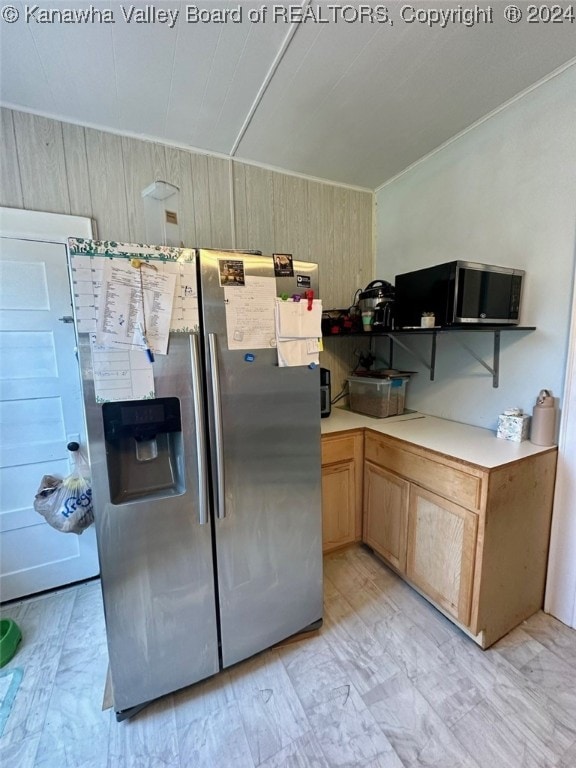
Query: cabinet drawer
[[365, 434, 482, 511], [322, 435, 357, 466]]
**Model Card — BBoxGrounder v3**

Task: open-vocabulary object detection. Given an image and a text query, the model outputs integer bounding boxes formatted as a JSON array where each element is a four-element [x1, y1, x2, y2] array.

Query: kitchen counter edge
[[321, 408, 556, 469]]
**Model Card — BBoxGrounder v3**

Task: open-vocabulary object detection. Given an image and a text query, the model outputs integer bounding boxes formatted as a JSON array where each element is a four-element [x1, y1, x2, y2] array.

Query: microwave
[[395, 261, 524, 327]]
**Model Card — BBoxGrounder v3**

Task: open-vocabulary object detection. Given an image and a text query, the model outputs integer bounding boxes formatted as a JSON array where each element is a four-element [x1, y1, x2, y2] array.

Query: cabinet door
[[406, 486, 478, 626], [363, 461, 409, 572], [322, 460, 356, 552]]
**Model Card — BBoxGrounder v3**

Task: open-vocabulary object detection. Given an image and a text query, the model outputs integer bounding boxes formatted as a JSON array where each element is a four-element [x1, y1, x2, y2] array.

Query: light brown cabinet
[[363, 462, 409, 572], [363, 429, 557, 648], [321, 431, 363, 553], [406, 486, 478, 626]]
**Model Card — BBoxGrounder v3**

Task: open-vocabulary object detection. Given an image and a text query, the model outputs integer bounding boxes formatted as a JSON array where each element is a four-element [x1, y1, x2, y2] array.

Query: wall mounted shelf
[[324, 326, 536, 388]]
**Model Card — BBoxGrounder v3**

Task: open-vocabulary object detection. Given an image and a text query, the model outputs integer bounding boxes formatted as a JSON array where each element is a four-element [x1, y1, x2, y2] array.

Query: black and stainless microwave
[[395, 261, 524, 327]]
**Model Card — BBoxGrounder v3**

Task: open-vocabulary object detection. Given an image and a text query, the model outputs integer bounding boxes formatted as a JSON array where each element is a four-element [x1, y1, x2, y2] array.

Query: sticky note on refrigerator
[[275, 298, 322, 339], [276, 339, 319, 368]]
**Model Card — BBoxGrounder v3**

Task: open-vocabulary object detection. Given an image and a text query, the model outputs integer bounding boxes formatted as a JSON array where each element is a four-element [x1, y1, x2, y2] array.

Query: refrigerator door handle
[[190, 333, 209, 525], [208, 333, 226, 520]]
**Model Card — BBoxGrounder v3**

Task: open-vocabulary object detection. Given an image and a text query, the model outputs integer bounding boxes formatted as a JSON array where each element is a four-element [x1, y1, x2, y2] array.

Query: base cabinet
[[321, 432, 363, 553], [363, 462, 409, 572], [363, 429, 557, 648], [406, 486, 478, 626]]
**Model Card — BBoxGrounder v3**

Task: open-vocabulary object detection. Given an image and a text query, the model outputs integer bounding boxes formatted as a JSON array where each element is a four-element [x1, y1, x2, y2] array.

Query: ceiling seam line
[[213, 22, 253, 134], [229, 0, 311, 158], [106, 0, 121, 127], [162, 0, 184, 137], [23, 22, 55, 108], [194, 25, 224, 141]]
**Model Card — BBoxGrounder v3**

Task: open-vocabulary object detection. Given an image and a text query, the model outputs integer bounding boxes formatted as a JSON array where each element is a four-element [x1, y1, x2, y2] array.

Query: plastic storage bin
[[348, 375, 409, 418]]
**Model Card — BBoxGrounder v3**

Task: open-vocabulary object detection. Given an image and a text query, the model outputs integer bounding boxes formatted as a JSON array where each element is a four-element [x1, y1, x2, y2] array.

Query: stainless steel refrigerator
[[77, 248, 323, 720]]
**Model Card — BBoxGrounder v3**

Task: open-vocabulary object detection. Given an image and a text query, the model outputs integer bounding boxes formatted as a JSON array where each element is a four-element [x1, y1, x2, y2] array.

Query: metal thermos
[[530, 389, 556, 446]]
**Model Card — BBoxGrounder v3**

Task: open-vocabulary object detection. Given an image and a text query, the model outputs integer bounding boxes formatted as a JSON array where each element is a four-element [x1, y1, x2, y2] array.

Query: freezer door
[[198, 250, 323, 668], [79, 333, 219, 715]]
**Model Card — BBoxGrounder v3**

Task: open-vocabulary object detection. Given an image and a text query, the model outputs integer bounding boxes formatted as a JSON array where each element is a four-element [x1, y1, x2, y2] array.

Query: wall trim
[[0, 206, 93, 241]]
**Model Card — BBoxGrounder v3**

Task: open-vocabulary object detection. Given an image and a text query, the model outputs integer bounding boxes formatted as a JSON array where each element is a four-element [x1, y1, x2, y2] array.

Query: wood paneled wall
[[0, 107, 373, 392]]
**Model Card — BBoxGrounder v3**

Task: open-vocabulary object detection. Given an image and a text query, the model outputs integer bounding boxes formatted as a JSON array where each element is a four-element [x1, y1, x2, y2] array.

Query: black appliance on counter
[[320, 368, 331, 418], [395, 261, 524, 327]]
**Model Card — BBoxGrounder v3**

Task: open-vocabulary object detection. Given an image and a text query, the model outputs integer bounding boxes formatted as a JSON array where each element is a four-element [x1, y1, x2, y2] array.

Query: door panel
[[198, 250, 323, 668], [0, 237, 99, 602], [406, 486, 478, 625], [79, 333, 220, 713], [322, 462, 355, 552], [363, 462, 409, 572]]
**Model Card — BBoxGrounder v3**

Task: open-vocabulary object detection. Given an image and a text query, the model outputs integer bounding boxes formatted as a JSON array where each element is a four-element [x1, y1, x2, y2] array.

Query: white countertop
[[321, 407, 556, 469]]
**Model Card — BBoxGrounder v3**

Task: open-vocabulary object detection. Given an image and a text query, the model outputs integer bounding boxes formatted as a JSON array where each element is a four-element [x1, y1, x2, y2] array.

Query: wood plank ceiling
[[1, 0, 575, 189]]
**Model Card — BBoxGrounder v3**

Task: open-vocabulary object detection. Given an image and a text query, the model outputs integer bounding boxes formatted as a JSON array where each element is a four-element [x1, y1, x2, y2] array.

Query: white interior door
[[0, 209, 99, 602]]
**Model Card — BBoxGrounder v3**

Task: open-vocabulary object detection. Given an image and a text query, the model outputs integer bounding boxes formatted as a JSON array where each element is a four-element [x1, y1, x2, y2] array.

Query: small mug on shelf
[[361, 310, 375, 332]]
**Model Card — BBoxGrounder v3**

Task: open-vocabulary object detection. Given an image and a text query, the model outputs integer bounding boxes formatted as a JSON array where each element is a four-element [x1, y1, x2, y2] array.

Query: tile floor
[[1, 545, 576, 767]]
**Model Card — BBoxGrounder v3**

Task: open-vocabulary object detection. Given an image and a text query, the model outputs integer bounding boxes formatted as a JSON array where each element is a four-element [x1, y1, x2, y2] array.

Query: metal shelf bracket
[[387, 332, 437, 381], [453, 330, 501, 388]]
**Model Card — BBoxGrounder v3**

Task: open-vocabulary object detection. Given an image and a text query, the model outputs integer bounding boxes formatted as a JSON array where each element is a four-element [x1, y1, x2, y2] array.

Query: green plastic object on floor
[[0, 619, 22, 667]]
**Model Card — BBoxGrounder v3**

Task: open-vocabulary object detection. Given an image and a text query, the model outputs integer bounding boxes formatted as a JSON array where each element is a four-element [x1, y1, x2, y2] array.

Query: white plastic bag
[[33, 444, 94, 534]]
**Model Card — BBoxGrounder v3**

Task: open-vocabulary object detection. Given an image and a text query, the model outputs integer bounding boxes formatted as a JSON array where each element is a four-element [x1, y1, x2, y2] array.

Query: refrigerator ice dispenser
[[102, 397, 185, 504]]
